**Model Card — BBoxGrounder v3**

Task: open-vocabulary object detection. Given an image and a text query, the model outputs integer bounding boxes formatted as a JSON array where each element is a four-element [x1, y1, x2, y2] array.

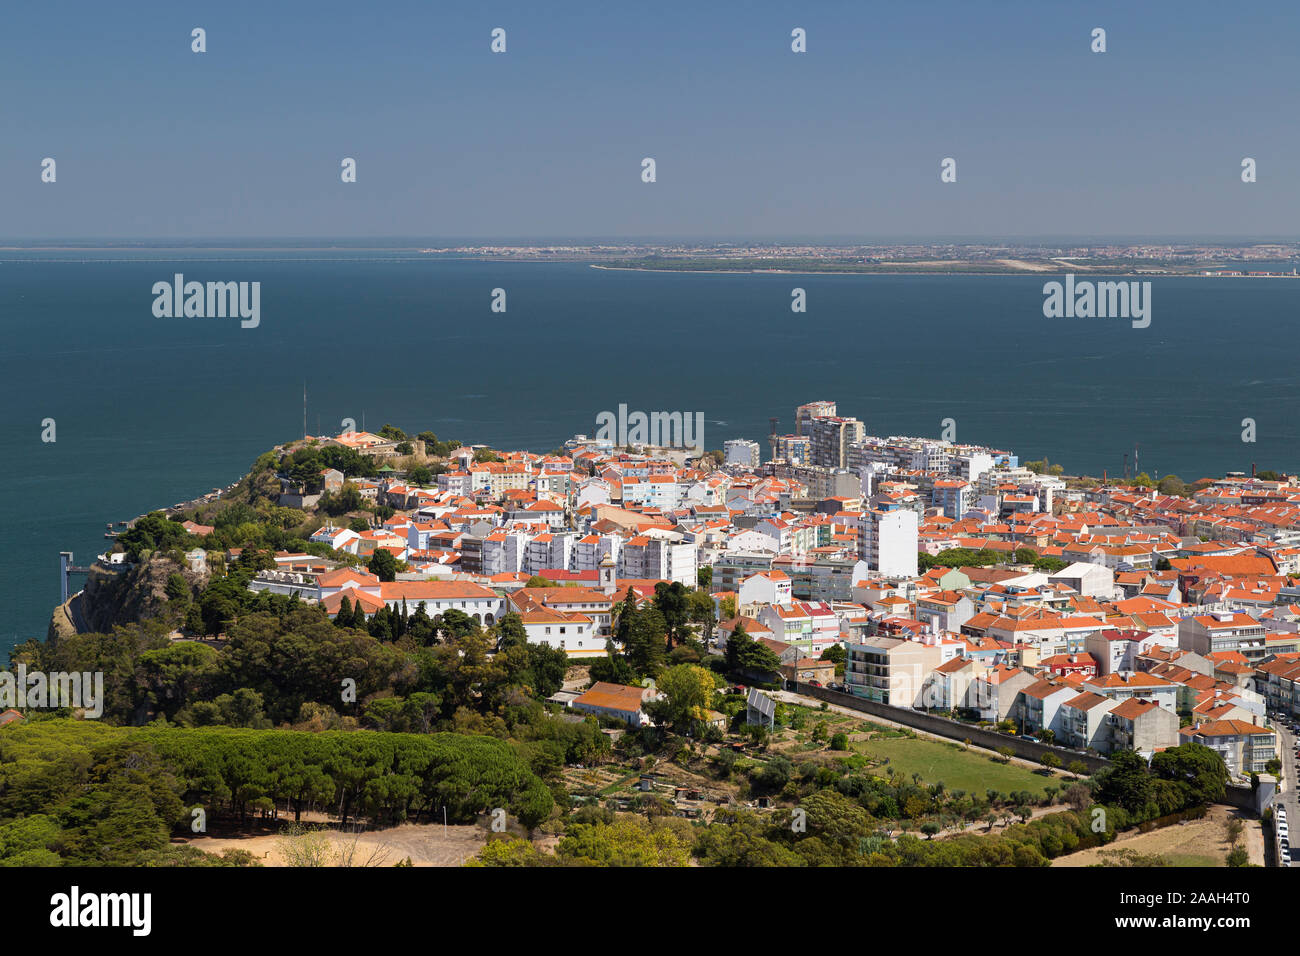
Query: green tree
[[334, 595, 353, 628], [685, 590, 716, 643], [653, 664, 716, 732], [1095, 749, 1153, 814], [652, 581, 690, 648], [556, 819, 689, 867], [819, 645, 846, 665], [725, 623, 780, 675], [368, 549, 400, 582], [495, 612, 528, 651], [1150, 742, 1230, 805]]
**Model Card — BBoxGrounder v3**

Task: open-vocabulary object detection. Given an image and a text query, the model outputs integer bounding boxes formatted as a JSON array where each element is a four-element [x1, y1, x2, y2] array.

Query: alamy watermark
[[595, 404, 704, 452], [152, 274, 260, 328], [1042, 274, 1150, 328], [50, 886, 150, 936], [1, 665, 104, 718]]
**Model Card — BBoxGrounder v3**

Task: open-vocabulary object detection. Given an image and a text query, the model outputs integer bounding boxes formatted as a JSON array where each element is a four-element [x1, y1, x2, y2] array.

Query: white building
[[619, 532, 698, 586], [1049, 562, 1116, 600], [724, 439, 762, 469], [738, 569, 793, 608], [859, 508, 918, 579]]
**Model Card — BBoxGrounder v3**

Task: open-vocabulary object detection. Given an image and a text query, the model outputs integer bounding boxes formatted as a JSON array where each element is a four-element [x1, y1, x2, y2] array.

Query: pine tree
[[335, 595, 353, 628]]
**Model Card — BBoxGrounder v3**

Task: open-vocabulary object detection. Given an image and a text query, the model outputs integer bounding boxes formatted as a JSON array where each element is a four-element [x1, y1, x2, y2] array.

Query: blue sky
[[3, 0, 1298, 239]]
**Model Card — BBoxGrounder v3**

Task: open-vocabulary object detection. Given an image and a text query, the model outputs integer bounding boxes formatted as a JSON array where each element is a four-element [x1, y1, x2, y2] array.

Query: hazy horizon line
[[4, 235, 1300, 247]]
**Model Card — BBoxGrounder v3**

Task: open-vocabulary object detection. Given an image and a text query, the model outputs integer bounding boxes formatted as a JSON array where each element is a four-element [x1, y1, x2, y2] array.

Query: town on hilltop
[[21, 399, 1300, 868], [238, 403, 1294, 776]]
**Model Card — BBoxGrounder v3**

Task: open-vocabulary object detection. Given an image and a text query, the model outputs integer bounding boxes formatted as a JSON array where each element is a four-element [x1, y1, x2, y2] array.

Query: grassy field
[[852, 735, 1056, 796]]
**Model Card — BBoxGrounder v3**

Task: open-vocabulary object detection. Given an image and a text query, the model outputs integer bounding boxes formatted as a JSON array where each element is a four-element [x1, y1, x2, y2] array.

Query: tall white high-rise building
[[859, 509, 918, 579]]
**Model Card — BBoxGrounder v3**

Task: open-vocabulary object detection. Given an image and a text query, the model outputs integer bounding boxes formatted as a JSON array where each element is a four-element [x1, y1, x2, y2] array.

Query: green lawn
[[851, 735, 1056, 796]]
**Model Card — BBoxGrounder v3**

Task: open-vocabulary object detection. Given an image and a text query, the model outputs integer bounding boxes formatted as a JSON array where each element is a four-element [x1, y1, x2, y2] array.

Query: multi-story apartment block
[[737, 569, 793, 607], [1059, 691, 1118, 751], [1015, 678, 1078, 737], [809, 416, 865, 469], [523, 532, 575, 576], [1106, 697, 1181, 757], [713, 550, 776, 593], [758, 600, 840, 656], [619, 533, 697, 586], [1178, 612, 1269, 662], [772, 434, 811, 464], [931, 478, 974, 520], [844, 636, 942, 707], [858, 508, 919, 579], [1081, 672, 1180, 713], [1181, 720, 1277, 777], [778, 554, 869, 603], [795, 400, 837, 437], [572, 533, 621, 574]]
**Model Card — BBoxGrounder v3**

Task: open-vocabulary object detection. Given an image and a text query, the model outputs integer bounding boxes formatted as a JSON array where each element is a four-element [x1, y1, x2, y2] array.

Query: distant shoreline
[[589, 264, 1300, 278]]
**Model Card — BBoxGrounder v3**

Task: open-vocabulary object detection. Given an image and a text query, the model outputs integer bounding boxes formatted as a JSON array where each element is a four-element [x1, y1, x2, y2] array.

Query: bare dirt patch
[[1053, 804, 1248, 867], [180, 821, 488, 867]]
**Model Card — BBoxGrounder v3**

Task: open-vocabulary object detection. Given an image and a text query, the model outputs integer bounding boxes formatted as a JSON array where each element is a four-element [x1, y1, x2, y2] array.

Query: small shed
[[746, 687, 776, 728]]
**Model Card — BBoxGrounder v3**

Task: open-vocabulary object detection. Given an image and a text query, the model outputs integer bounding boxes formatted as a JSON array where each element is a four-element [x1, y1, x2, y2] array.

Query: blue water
[[4, 246, 1299, 655]]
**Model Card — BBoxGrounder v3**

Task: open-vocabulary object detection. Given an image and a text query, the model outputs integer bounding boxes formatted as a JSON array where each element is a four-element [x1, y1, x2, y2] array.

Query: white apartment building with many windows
[[859, 508, 918, 579]]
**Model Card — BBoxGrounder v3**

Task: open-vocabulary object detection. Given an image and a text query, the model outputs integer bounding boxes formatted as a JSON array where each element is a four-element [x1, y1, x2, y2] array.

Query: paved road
[[1275, 719, 1297, 866]]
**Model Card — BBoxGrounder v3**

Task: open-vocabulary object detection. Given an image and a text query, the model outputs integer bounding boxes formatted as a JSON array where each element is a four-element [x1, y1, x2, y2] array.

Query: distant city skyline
[[3, 0, 1299, 239]]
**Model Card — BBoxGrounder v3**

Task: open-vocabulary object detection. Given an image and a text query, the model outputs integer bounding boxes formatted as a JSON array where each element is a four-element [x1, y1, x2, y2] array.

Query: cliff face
[[49, 556, 211, 637]]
